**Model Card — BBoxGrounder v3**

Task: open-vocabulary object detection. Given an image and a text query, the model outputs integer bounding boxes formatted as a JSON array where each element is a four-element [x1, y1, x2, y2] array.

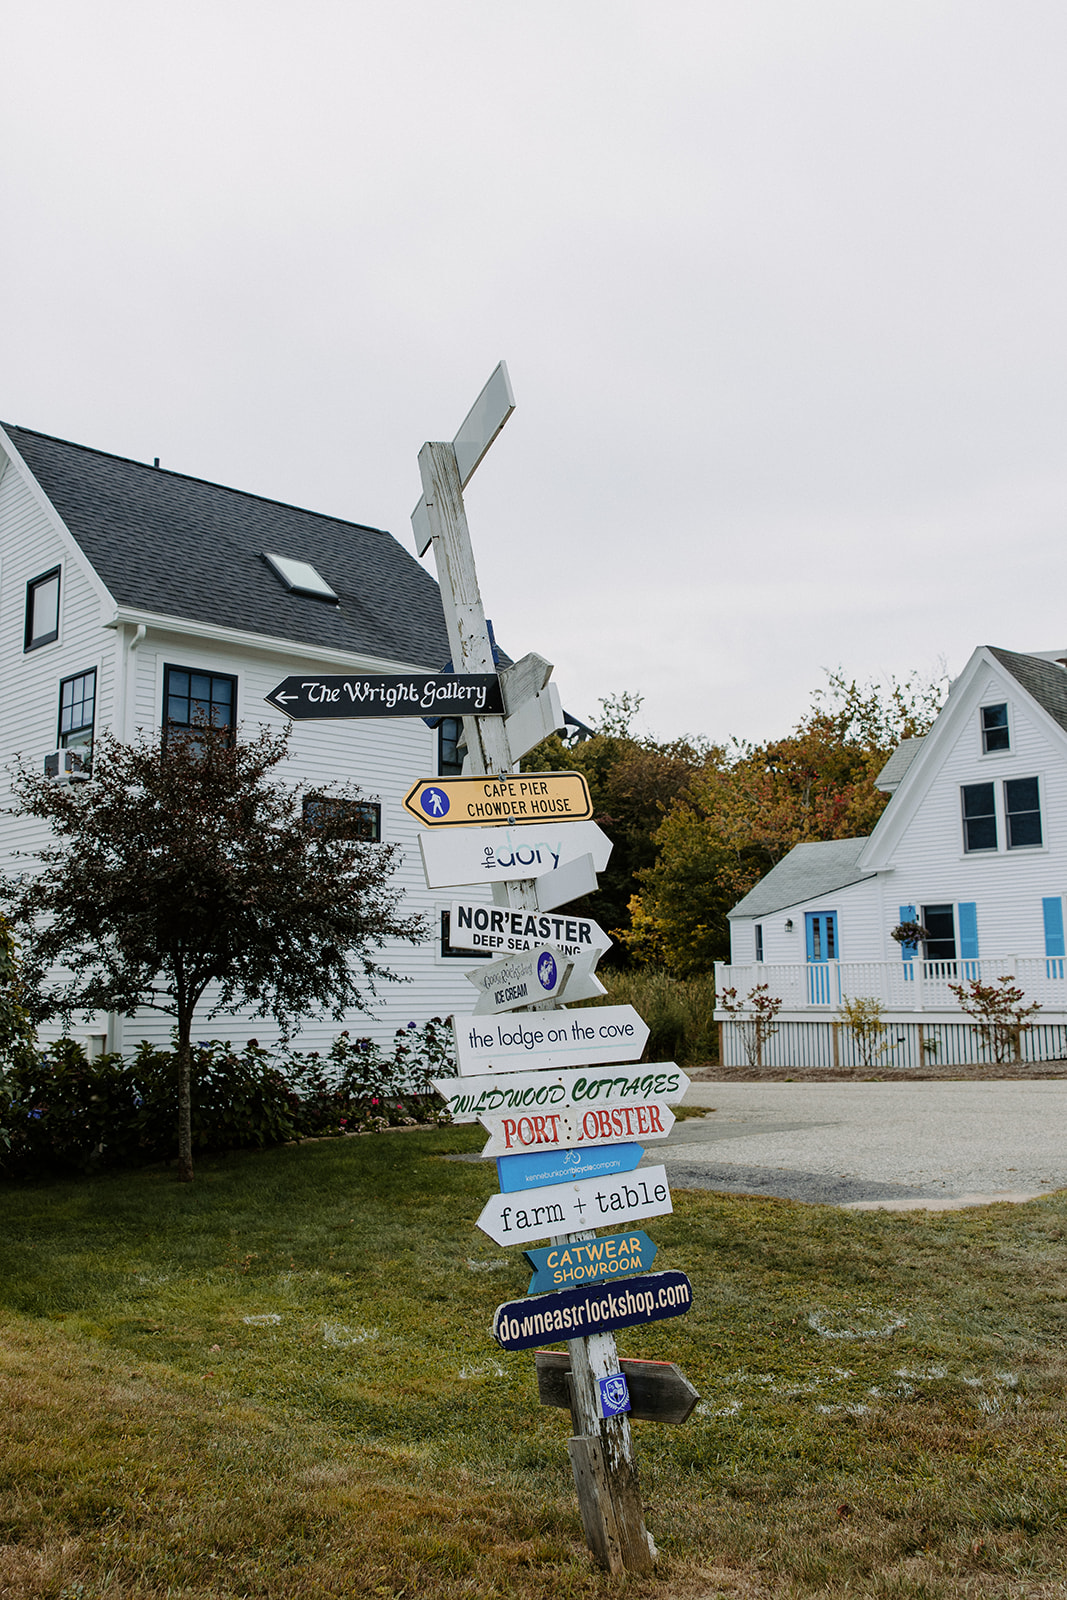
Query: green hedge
[[0, 1019, 456, 1181]]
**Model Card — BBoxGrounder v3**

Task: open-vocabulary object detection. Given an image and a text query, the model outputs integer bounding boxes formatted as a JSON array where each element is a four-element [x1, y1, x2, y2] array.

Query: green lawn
[[2, 1125, 1067, 1598]]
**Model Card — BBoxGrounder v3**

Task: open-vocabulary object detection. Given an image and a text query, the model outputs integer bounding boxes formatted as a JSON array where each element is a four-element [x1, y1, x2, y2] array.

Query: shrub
[[0, 1019, 456, 1181], [717, 983, 783, 1071], [579, 968, 717, 1065], [948, 974, 1041, 1064], [837, 996, 894, 1070]]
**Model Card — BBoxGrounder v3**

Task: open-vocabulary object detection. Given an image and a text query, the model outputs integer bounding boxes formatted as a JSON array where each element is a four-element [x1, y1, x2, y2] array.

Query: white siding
[[0, 449, 495, 1060], [871, 667, 1067, 961]]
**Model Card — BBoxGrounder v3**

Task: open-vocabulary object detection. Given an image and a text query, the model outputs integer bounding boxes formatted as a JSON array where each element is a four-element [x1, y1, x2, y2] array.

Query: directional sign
[[448, 900, 612, 961], [476, 1165, 672, 1246], [454, 1005, 648, 1077], [404, 771, 592, 828], [432, 1063, 691, 1123], [524, 1232, 659, 1294], [467, 946, 570, 1014], [558, 951, 608, 1004], [265, 674, 503, 720], [534, 851, 600, 913], [492, 1269, 692, 1350], [412, 360, 515, 555], [479, 1102, 675, 1158], [535, 1351, 700, 1425], [419, 820, 611, 890], [496, 1143, 643, 1193]]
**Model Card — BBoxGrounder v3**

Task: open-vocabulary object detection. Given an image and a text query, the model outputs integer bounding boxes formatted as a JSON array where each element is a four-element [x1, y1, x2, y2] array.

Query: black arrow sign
[[265, 673, 504, 720]]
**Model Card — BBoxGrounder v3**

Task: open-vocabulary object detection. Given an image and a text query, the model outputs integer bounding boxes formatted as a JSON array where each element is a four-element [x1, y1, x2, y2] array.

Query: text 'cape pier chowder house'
[[716, 645, 1067, 1069], [0, 420, 563, 1056]]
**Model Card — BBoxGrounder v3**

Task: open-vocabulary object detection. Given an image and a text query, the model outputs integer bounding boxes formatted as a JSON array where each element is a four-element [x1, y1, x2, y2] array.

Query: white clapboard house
[[716, 645, 1067, 1068], [0, 420, 501, 1057]]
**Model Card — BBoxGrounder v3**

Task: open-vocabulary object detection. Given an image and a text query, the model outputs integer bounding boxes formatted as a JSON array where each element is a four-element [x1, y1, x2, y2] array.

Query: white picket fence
[[715, 955, 1066, 1014]]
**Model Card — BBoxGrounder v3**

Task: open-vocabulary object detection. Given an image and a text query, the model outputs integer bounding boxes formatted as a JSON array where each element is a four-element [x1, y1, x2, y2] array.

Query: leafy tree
[[2, 725, 425, 1181], [626, 670, 947, 973], [522, 694, 711, 956], [948, 974, 1041, 1064]]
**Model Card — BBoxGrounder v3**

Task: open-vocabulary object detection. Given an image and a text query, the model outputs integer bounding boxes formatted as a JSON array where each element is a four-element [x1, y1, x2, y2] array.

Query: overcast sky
[[4, 2, 1066, 745]]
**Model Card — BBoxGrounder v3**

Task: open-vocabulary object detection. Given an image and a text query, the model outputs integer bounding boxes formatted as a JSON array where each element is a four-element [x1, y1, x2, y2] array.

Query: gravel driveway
[[647, 1080, 1067, 1209]]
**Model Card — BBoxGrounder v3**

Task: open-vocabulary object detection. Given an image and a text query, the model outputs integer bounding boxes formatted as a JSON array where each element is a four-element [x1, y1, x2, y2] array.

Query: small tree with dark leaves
[[717, 983, 783, 1071], [948, 974, 1041, 1065], [2, 724, 426, 1181]]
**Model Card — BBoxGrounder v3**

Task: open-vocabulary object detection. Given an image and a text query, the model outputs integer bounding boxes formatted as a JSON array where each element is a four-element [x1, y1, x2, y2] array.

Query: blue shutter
[[958, 902, 979, 975], [1043, 896, 1065, 978], [899, 904, 916, 965]]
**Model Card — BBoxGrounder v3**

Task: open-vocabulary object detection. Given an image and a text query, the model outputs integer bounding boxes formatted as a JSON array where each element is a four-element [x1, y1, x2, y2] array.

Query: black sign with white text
[[265, 673, 504, 719], [493, 1271, 694, 1352]]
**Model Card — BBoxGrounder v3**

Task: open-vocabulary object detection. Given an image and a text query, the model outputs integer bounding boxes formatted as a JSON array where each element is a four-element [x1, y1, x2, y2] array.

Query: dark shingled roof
[[988, 646, 1067, 736], [3, 424, 450, 669], [874, 735, 926, 793]]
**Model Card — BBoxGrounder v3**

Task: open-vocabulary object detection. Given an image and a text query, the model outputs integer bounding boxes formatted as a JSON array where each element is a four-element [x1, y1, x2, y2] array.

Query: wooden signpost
[[411, 362, 690, 1573]]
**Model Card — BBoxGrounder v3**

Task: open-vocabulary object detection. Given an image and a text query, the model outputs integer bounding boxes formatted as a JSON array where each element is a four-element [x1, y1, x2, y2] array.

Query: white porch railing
[[715, 956, 1067, 1014]]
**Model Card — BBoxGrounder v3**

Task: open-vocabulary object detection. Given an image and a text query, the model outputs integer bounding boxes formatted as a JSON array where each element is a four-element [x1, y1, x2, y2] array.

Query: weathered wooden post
[[413, 366, 656, 1572]]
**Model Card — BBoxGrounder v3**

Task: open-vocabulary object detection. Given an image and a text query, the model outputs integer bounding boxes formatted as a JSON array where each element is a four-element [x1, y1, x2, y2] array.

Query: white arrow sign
[[535, 851, 600, 913], [467, 946, 571, 1014], [433, 1063, 691, 1123], [453, 1004, 649, 1077], [476, 1165, 672, 1246], [558, 950, 607, 1003], [412, 361, 515, 555], [479, 1102, 676, 1158], [419, 820, 612, 891], [448, 900, 613, 961]]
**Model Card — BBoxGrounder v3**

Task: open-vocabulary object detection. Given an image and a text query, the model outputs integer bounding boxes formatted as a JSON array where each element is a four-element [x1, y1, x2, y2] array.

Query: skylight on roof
[[263, 552, 338, 602]]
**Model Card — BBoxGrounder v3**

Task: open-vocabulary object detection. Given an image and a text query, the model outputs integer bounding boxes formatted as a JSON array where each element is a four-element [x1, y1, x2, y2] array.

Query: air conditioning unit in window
[[44, 749, 89, 781]]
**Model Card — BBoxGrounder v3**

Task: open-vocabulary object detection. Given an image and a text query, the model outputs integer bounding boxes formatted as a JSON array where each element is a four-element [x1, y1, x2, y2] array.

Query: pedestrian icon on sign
[[420, 787, 450, 818]]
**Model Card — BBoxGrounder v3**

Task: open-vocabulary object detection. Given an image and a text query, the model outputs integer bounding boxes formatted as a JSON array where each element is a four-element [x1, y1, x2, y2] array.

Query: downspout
[[107, 623, 148, 1054]]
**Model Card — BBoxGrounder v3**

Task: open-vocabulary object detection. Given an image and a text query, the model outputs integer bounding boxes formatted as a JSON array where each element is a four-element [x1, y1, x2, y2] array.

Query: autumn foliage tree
[[522, 694, 713, 954], [2, 725, 425, 1181], [625, 671, 946, 973]]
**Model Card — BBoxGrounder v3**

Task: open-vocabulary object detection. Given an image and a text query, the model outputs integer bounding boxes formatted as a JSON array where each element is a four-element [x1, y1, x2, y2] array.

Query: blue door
[[805, 912, 838, 1005]]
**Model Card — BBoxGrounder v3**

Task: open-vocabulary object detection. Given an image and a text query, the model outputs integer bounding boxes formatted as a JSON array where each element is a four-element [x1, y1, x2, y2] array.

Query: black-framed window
[[1005, 777, 1042, 849], [163, 665, 236, 746], [58, 670, 96, 759], [25, 567, 60, 651], [981, 703, 1010, 753], [438, 716, 464, 776], [922, 904, 956, 962], [440, 909, 477, 958], [754, 923, 763, 962], [302, 795, 381, 842], [962, 782, 997, 852]]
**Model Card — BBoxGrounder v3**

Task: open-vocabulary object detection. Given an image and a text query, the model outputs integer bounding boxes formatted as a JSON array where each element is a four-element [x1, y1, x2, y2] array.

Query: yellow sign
[[403, 772, 593, 828]]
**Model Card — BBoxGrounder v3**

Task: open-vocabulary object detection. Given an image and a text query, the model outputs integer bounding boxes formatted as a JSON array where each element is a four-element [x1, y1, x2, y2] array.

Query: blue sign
[[420, 786, 450, 818], [524, 1230, 658, 1294], [496, 1143, 643, 1194], [536, 950, 557, 992], [599, 1374, 631, 1417], [493, 1270, 694, 1352]]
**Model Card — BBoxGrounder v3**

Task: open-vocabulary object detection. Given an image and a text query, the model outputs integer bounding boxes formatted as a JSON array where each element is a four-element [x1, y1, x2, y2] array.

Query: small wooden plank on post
[[536, 1351, 700, 1425]]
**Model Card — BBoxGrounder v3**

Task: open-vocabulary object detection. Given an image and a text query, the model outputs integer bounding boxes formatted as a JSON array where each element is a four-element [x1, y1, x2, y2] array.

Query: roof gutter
[[103, 607, 440, 675]]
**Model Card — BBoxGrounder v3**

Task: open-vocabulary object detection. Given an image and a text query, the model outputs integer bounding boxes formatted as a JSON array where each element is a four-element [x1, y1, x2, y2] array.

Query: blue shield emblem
[[598, 1374, 631, 1417]]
